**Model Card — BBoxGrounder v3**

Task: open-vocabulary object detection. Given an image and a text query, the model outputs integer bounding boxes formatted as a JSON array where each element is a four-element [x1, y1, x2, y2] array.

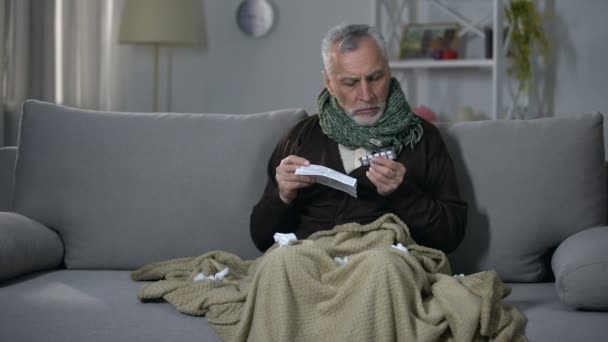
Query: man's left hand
[[366, 156, 406, 196]]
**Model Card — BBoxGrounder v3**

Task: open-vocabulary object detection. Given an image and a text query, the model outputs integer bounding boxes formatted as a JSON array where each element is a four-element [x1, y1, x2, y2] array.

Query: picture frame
[[398, 22, 460, 60]]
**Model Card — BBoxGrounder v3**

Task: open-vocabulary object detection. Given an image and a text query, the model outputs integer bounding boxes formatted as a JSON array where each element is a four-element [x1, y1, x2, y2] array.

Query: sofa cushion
[[438, 114, 606, 282], [0, 212, 64, 281], [551, 226, 608, 311], [506, 282, 608, 341], [0, 146, 17, 211], [13, 100, 307, 269], [0, 270, 221, 342]]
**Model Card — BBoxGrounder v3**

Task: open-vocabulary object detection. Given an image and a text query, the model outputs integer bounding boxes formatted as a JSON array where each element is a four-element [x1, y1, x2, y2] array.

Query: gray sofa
[[1, 100, 607, 341]]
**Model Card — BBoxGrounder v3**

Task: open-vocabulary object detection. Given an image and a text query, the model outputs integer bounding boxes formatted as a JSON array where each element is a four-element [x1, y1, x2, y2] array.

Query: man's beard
[[346, 102, 386, 126]]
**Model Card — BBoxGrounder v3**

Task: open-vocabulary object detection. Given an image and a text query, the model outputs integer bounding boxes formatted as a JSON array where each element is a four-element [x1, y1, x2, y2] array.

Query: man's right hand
[[276, 155, 315, 205]]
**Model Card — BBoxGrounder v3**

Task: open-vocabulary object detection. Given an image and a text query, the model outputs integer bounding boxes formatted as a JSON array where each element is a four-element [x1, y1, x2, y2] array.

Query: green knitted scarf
[[317, 77, 423, 154]]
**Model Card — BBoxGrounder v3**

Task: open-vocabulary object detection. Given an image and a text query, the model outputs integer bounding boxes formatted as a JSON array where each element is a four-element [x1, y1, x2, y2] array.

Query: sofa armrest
[[0, 212, 64, 282], [551, 226, 608, 311], [0, 146, 17, 211]]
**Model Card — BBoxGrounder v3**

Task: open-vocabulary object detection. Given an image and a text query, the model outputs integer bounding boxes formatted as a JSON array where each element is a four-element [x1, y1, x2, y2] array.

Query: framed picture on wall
[[398, 22, 460, 60]]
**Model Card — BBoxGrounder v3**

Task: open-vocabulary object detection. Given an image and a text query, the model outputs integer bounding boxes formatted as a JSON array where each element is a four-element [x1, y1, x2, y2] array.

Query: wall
[[123, 0, 371, 115], [551, 0, 608, 117], [91, 0, 608, 155]]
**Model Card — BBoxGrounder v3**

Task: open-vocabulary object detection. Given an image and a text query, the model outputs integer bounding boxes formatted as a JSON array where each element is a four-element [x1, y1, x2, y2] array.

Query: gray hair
[[321, 24, 388, 74]]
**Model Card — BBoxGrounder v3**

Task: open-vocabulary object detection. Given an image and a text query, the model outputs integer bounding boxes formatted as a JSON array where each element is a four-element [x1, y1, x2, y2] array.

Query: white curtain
[[0, 0, 126, 146], [55, 0, 126, 111], [0, 0, 31, 146], [0, 1, 6, 146]]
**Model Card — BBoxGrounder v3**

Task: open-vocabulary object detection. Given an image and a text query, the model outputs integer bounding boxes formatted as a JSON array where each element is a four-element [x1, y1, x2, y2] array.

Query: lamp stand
[[167, 47, 173, 112], [153, 43, 160, 112]]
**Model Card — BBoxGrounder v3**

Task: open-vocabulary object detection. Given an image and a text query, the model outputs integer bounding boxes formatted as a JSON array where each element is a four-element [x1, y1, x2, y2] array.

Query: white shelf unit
[[373, 0, 508, 120], [390, 59, 495, 69]]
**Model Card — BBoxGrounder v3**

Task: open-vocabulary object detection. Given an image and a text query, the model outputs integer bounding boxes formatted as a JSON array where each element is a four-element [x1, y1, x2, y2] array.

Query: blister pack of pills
[[359, 149, 396, 166]]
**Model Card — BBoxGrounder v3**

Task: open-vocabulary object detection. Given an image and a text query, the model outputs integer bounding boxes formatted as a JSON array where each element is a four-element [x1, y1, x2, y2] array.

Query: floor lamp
[[118, 0, 205, 112]]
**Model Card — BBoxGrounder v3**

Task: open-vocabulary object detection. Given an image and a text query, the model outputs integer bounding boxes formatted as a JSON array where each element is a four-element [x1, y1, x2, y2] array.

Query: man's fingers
[[281, 155, 310, 167], [369, 163, 395, 179], [275, 155, 313, 204], [277, 163, 309, 175], [367, 169, 396, 196], [370, 157, 405, 179], [277, 170, 315, 193], [280, 180, 315, 191], [367, 167, 390, 187], [277, 155, 312, 177], [369, 156, 392, 166], [367, 158, 406, 196]]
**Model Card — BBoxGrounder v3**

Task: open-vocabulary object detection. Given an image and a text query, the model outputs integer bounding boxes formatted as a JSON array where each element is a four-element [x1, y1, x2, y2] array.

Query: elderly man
[[250, 24, 467, 254], [133, 24, 525, 342]]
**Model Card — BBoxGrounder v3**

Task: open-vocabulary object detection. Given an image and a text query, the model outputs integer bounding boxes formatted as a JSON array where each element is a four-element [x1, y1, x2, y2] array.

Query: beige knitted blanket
[[132, 214, 527, 341]]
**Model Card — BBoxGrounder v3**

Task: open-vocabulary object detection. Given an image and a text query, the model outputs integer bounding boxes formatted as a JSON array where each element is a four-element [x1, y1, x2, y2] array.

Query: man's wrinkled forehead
[[328, 38, 389, 78]]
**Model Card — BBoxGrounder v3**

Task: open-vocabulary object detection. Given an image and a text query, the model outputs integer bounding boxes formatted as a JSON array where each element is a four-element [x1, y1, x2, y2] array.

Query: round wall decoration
[[236, 0, 276, 38]]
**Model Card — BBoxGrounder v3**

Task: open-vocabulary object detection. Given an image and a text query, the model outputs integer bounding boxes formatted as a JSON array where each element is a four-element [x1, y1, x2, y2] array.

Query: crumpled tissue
[[391, 243, 409, 253], [194, 268, 230, 281], [274, 232, 297, 247], [334, 256, 349, 266]]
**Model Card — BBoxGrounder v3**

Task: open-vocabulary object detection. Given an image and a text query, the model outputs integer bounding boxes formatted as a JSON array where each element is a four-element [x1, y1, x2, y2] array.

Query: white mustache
[[349, 103, 385, 115]]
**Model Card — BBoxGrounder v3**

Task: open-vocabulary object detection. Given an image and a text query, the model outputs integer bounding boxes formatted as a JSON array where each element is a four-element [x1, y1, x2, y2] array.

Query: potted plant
[[505, 0, 549, 92]]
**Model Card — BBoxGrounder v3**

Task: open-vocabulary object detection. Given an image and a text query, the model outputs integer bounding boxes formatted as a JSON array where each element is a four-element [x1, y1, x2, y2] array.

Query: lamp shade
[[118, 0, 204, 45]]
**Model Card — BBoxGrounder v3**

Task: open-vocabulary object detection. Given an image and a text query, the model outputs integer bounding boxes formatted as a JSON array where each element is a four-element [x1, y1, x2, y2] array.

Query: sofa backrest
[[13, 100, 308, 269], [0, 147, 17, 211], [437, 114, 606, 282], [12, 101, 606, 281]]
